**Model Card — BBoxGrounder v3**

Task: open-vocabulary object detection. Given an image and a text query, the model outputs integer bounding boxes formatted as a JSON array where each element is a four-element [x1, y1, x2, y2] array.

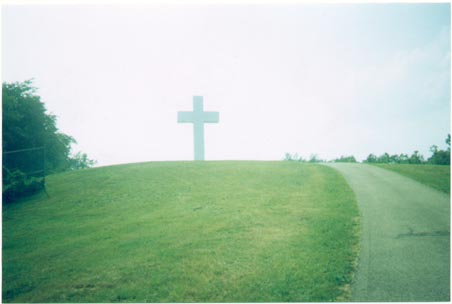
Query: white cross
[[177, 96, 219, 161]]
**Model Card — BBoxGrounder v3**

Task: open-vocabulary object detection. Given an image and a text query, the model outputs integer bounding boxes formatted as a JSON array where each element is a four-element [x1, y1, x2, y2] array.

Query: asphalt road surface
[[327, 163, 450, 302]]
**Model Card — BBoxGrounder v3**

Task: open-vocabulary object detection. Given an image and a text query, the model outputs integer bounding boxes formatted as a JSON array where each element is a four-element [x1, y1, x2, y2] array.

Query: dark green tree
[[409, 150, 424, 164], [334, 155, 357, 163], [284, 152, 293, 161], [364, 153, 377, 163], [308, 154, 323, 163], [3, 80, 95, 202], [69, 152, 97, 170], [377, 153, 390, 163], [398, 153, 409, 164], [3, 80, 78, 172], [427, 135, 450, 165], [389, 154, 400, 164]]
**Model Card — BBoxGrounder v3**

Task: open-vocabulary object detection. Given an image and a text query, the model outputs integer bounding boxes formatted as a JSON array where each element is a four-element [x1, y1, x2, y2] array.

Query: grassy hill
[[3, 161, 359, 302], [374, 164, 450, 194]]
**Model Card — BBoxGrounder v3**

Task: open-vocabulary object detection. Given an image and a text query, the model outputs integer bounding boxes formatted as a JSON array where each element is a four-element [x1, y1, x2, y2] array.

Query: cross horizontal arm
[[203, 112, 219, 123], [178, 112, 194, 123]]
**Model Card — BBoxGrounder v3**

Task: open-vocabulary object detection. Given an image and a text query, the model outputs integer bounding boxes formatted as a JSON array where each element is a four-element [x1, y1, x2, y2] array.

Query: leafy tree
[[69, 152, 97, 170], [284, 152, 305, 162], [409, 150, 424, 164], [389, 154, 400, 164], [3, 80, 78, 172], [284, 152, 293, 161], [365, 154, 377, 163], [429, 149, 450, 165], [430, 145, 439, 155], [427, 135, 450, 165], [377, 153, 390, 163], [3, 80, 95, 202], [297, 156, 306, 162], [334, 155, 357, 163], [398, 153, 409, 164], [309, 154, 324, 163]]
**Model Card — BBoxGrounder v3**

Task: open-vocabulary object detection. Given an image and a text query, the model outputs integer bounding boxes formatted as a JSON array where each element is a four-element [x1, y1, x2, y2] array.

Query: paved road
[[327, 163, 450, 302]]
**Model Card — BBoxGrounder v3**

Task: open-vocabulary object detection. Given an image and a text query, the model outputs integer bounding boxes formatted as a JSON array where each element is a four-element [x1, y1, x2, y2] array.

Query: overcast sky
[[3, 3, 450, 166]]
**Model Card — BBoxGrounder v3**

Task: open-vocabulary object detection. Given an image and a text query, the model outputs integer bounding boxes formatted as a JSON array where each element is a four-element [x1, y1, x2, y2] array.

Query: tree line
[[284, 134, 451, 165], [364, 135, 450, 165], [3, 80, 95, 202]]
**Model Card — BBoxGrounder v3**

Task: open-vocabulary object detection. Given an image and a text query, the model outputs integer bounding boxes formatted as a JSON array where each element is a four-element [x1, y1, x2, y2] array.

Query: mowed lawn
[[3, 161, 359, 302], [375, 164, 450, 194]]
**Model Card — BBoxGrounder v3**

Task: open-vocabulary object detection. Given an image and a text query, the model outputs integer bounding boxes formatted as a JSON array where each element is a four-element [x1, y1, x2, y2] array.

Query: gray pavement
[[326, 163, 450, 302]]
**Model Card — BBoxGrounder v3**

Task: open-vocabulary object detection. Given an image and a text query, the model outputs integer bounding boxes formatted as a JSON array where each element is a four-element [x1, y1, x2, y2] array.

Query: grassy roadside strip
[[373, 164, 450, 194]]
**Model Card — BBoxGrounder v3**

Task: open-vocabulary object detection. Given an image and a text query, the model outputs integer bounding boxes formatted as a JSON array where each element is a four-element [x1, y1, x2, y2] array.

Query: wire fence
[[3, 146, 45, 176]]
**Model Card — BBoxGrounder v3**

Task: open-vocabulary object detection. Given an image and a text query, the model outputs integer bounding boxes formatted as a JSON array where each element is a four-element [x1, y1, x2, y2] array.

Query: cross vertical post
[[193, 97, 205, 160], [177, 96, 219, 161]]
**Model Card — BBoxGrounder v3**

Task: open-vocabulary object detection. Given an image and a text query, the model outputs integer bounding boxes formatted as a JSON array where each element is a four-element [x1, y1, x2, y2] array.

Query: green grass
[[374, 164, 450, 194], [3, 161, 359, 302]]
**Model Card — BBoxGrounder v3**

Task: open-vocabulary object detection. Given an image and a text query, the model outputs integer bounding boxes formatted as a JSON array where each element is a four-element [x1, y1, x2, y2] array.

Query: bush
[[2, 168, 45, 203]]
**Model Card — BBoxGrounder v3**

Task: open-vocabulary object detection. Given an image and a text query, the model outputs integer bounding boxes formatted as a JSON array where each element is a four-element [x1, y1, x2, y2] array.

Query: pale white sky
[[2, 3, 450, 166]]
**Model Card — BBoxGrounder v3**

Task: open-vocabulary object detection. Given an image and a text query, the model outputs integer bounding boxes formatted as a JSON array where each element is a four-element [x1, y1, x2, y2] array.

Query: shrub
[[2, 168, 45, 203]]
